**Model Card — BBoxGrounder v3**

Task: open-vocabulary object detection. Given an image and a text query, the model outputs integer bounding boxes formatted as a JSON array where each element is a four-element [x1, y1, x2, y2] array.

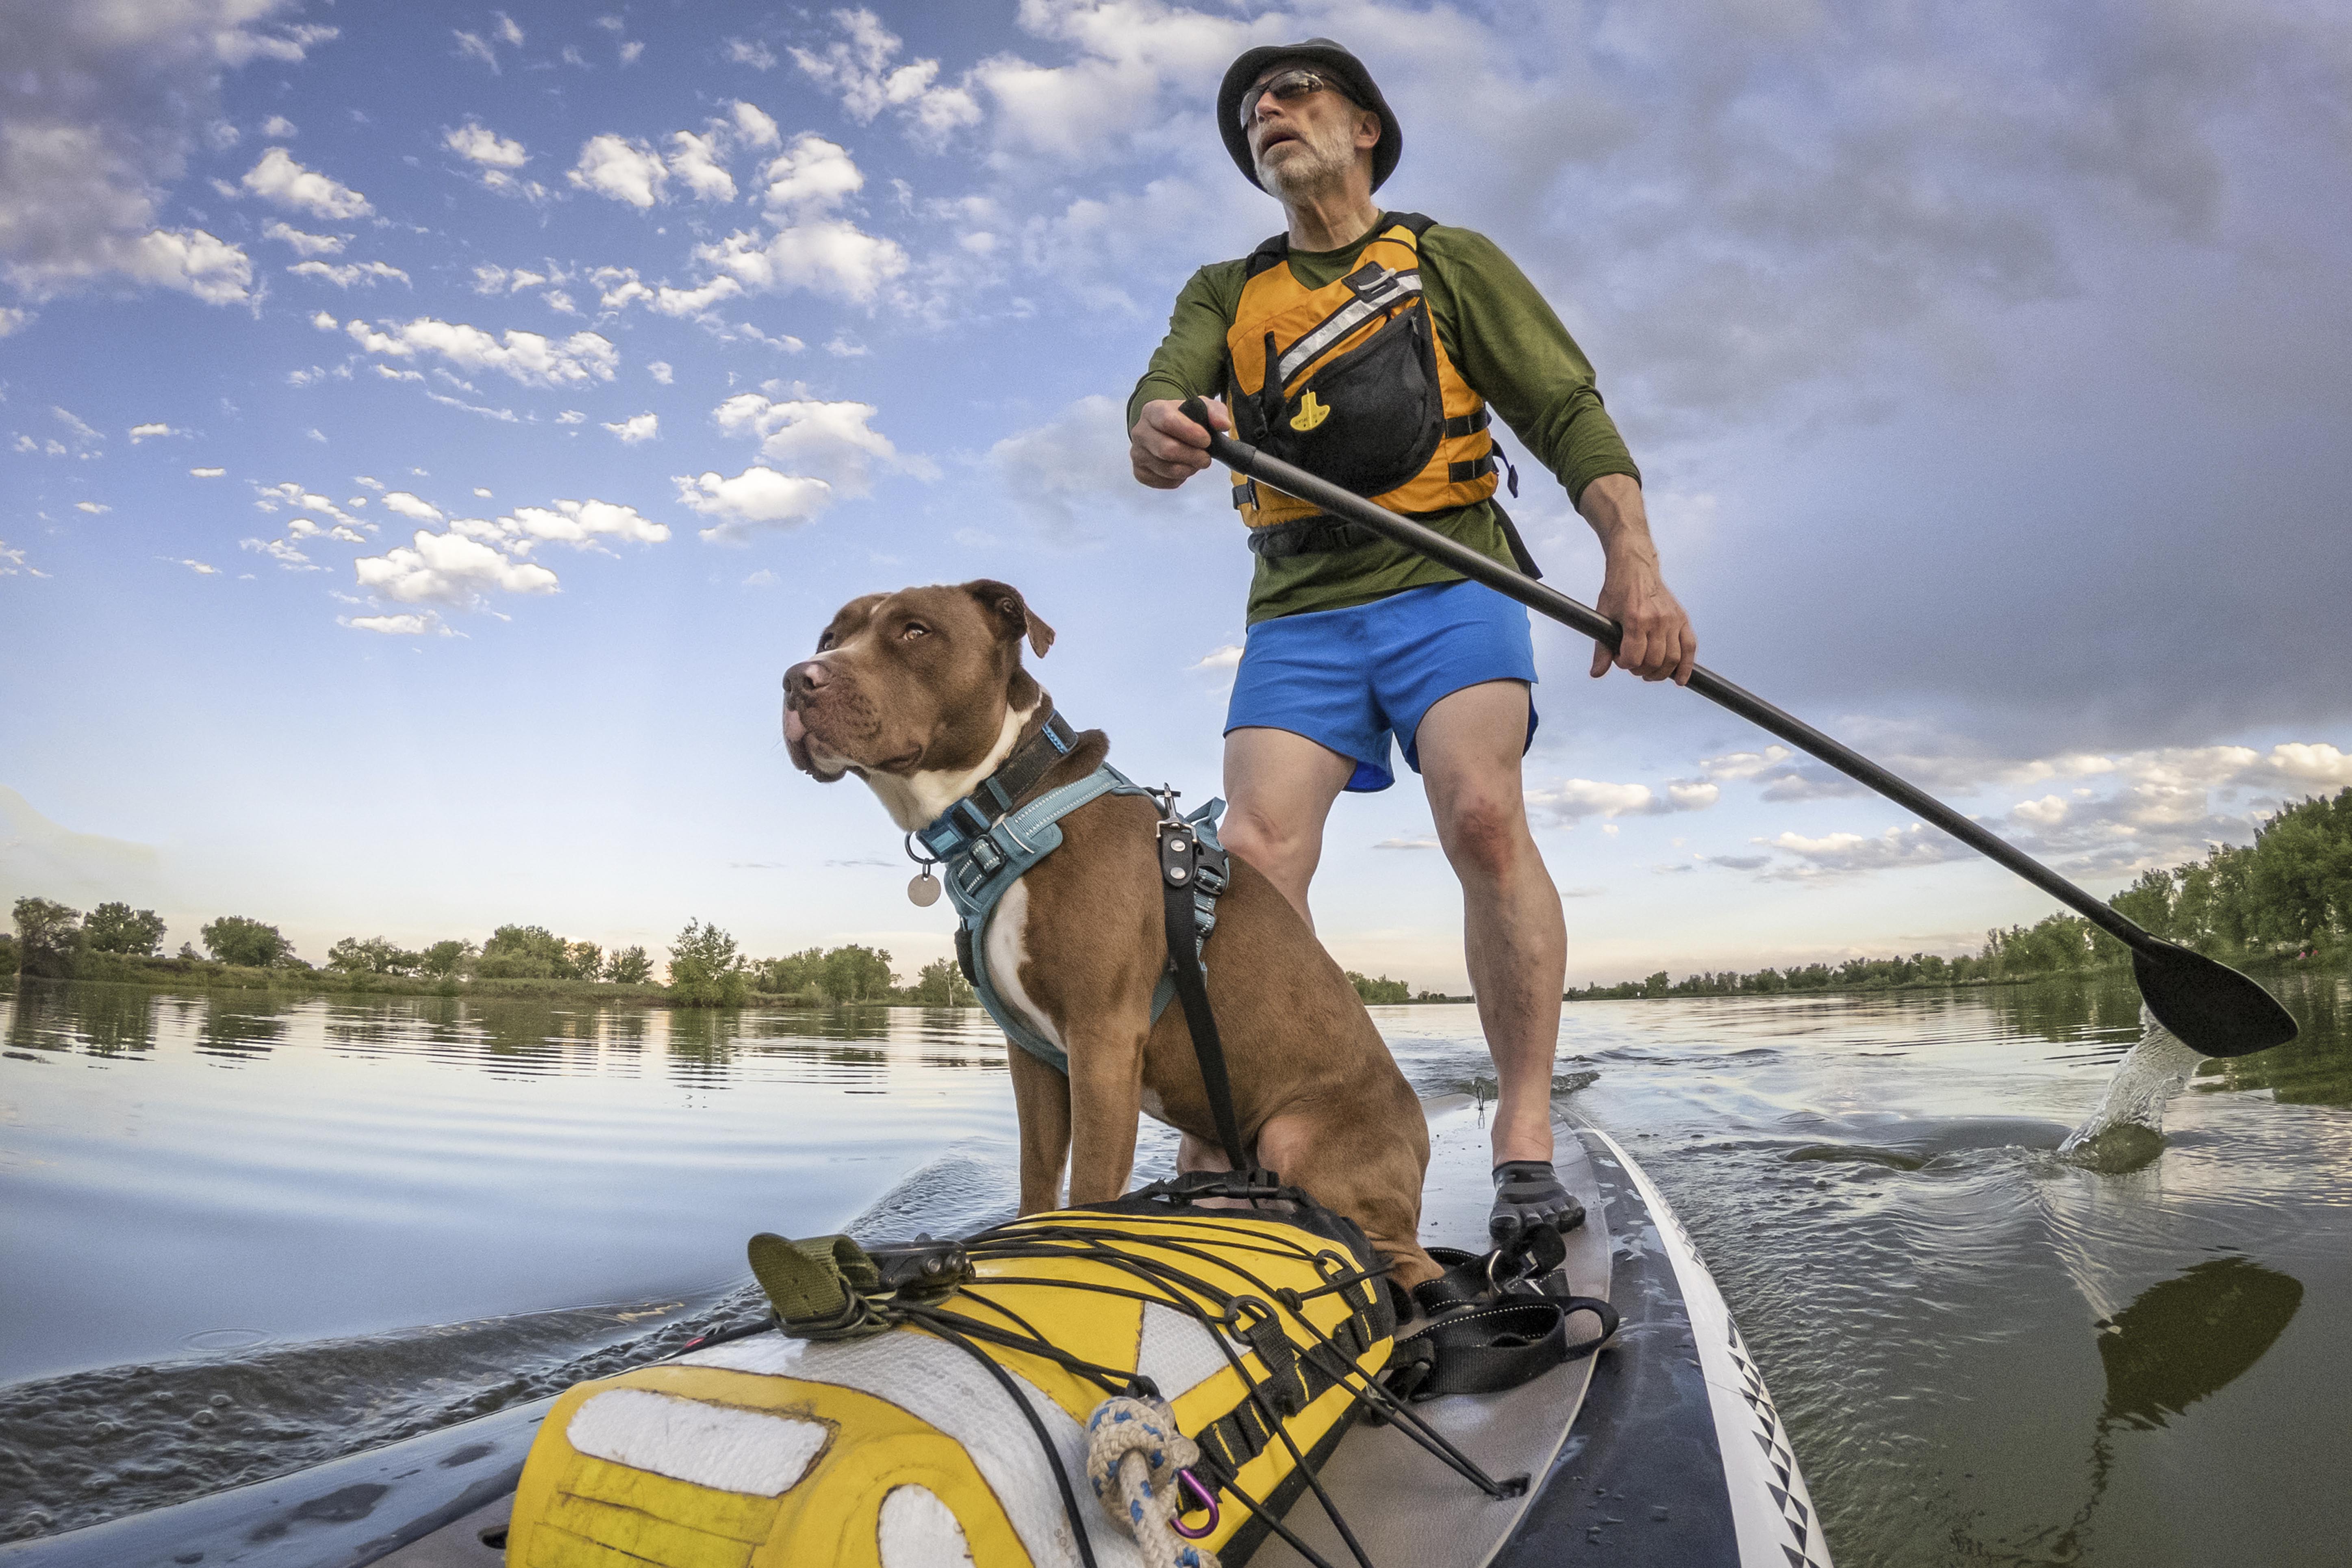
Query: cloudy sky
[[3, 0, 2348, 991]]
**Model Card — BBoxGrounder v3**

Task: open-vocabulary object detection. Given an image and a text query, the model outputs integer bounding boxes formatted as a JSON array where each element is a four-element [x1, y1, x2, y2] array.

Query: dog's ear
[[962, 579, 1055, 657]]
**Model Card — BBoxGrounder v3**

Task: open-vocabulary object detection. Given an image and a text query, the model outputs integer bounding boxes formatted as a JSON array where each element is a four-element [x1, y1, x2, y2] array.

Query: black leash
[[1154, 787, 1255, 1175]]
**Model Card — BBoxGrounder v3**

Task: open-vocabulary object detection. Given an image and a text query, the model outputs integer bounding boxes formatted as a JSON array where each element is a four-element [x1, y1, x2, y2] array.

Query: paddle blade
[[2129, 940, 2298, 1058]]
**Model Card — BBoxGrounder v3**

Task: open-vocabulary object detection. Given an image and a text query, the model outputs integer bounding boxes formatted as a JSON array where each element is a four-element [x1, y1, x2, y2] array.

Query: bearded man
[[1126, 39, 1696, 1242]]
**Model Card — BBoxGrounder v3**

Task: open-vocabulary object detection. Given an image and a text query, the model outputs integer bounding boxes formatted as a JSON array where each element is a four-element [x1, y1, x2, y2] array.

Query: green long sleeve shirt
[[1127, 217, 1641, 623]]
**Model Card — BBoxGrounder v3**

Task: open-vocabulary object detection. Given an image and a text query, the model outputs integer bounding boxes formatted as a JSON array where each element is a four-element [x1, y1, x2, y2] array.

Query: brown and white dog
[[782, 579, 1440, 1290]]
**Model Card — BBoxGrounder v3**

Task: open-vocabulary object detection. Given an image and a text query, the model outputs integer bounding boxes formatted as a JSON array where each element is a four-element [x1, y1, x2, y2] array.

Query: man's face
[[1245, 61, 1377, 199]]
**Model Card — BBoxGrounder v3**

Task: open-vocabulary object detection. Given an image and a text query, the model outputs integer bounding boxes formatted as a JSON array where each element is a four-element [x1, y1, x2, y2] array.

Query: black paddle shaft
[[1177, 398, 2298, 1056]]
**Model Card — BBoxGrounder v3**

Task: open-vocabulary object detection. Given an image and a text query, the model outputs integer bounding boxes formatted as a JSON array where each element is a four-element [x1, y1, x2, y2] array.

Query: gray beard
[[1255, 120, 1356, 202]]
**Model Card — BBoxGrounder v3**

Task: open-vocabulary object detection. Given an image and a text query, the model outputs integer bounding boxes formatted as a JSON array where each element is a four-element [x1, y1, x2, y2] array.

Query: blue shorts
[[1226, 580, 1538, 792]]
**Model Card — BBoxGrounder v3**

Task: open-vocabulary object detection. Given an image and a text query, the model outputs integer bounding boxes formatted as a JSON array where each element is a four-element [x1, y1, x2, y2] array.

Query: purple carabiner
[[1170, 1469, 1220, 1539]]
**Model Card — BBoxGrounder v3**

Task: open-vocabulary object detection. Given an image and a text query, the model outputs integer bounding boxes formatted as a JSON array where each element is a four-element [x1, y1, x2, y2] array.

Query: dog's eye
[[901, 622, 930, 641], [815, 630, 835, 651]]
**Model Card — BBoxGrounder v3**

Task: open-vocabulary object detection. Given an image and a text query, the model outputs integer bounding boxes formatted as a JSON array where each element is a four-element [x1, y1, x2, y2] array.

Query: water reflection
[[2098, 1256, 2304, 1431]]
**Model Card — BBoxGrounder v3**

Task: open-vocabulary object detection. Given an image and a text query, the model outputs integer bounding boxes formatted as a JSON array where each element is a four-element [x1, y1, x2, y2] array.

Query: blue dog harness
[[913, 712, 1229, 1075]]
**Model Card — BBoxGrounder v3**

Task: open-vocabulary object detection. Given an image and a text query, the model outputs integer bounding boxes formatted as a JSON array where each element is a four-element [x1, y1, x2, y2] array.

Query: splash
[[2059, 1011, 2204, 1174]]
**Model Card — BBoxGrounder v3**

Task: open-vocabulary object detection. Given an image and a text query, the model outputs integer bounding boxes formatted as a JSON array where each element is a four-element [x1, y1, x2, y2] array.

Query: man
[[1126, 39, 1696, 1242]]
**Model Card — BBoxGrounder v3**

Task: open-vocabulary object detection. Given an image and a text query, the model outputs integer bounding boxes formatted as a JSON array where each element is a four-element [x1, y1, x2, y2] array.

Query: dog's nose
[[783, 658, 830, 697]]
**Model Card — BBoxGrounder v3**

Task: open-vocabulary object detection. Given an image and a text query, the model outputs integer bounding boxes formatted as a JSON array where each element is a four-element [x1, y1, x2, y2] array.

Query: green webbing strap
[[747, 1231, 891, 1340]]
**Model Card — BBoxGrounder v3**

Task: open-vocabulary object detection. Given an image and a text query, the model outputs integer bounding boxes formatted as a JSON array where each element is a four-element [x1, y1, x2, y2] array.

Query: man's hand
[[1577, 472, 1696, 684], [1592, 552, 1696, 683], [1129, 397, 1230, 489]]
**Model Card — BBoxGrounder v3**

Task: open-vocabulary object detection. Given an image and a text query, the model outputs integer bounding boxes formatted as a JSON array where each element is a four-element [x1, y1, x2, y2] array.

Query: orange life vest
[[1225, 213, 1498, 533]]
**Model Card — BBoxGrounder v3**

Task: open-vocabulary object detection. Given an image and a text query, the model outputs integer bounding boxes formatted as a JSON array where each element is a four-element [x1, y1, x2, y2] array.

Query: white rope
[[1084, 1396, 1220, 1568]]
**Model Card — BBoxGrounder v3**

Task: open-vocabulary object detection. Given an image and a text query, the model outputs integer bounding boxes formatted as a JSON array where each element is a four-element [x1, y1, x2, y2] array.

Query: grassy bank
[[52, 952, 682, 1006], [1566, 940, 2345, 1003]]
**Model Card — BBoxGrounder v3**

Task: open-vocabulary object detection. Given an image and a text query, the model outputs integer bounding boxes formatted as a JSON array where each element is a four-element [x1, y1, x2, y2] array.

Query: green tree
[[83, 902, 167, 957], [566, 940, 604, 982], [821, 944, 897, 1003], [202, 914, 291, 968], [1347, 971, 1411, 1005], [910, 955, 976, 1007], [419, 938, 477, 978], [754, 948, 825, 997], [476, 923, 569, 978], [13, 897, 82, 979], [327, 936, 422, 975], [606, 945, 654, 985], [668, 919, 749, 1006]]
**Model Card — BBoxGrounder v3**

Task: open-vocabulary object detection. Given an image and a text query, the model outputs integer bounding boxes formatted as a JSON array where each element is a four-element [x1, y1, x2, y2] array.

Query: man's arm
[[1422, 227, 1696, 684], [1127, 264, 1242, 489], [1576, 473, 1695, 684]]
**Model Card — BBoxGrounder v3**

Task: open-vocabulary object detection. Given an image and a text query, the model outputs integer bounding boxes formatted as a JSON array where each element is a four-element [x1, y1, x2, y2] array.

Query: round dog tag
[[908, 871, 942, 908]]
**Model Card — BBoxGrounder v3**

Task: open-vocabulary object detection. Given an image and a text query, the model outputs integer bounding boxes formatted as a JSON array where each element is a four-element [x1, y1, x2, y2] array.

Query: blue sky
[[4, 0, 2349, 991]]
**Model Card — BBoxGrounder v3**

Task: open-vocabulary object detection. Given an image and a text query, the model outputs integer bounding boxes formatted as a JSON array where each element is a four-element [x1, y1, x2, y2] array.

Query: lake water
[[3, 971, 2349, 1563]]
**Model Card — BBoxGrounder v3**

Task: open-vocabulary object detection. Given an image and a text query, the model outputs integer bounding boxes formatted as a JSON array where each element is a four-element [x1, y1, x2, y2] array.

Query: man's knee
[[1222, 802, 1316, 879], [1437, 791, 1533, 880]]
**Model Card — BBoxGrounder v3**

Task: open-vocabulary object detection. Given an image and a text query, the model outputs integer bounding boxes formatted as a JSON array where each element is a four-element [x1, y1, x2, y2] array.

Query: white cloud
[[556, 410, 585, 424], [0, 307, 29, 337], [498, 499, 670, 550], [381, 491, 443, 523], [1190, 644, 1243, 673], [728, 101, 780, 150], [163, 556, 216, 576], [190, 466, 225, 477], [2269, 743, 2352, 788], [356, 529, 560, 606], [963, 0, 1244, 165], [445, 123, 528, 168], [569, 134, 668, 207], [725, 38, 777, 70], [711, 393, 927, 493], [52, 406, 102, 445], [791, 8, 982, 148], [343, 610, 451, 636], [1526, 777, 1718, 825], [696, 220, 907, 305], [602, 412, 659, 443], [260, 114, 297, 139], [240, 146, 372, 220], [0, 4, 332, 306], [75, 501, 110, 514], [127, 423, 182, 443], [345, 316, 618, 387], [454, 30, 499, 71], [986, 393, 1147, 544], [289, 259, 410, 288], [0, 541, 46, 577], [743, 568, 778, 587], [758, 133, 863, 214], [241, 535, 318, 571], [666, 131, 736, 202], [673, 465, 833, 543], [619, 40, 645, 67], [263, 220, 343, 256], [647, 360, 673, 385], [1755, 825, 1967, 880]]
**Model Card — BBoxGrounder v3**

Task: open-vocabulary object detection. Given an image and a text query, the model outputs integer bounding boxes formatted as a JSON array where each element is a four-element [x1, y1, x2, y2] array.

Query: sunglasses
[[1240, 67, 1358, 128]]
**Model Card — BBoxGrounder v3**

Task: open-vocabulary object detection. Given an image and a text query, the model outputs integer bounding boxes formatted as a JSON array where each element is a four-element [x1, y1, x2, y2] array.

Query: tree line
[[1569, 787, 2352, 1000], [4, 901, 977, 1010]]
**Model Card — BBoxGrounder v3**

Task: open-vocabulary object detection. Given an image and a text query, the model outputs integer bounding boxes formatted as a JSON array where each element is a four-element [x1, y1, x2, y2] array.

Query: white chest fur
[[983, 878, 1064, 1053]]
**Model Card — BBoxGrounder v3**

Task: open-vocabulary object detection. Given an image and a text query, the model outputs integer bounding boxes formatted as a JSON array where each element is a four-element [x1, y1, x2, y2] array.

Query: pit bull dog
[[782, 579, 1440, 1291]]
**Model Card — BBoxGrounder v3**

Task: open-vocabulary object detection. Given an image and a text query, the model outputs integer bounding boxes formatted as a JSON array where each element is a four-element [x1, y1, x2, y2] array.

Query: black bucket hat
[[1217, 37, 1402, 193]]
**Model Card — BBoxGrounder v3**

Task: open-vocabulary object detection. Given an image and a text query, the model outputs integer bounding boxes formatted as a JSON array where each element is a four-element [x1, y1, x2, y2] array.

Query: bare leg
[[1219, 725, 1355, 929], [1415, 682, 1566, 1168]]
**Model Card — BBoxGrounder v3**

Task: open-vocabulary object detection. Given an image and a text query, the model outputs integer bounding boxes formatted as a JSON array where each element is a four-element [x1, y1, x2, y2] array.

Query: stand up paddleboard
[[0, 1100, 1828, 1568]]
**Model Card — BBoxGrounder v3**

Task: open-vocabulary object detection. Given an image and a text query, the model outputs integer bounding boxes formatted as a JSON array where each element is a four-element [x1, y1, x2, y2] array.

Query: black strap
[[1490, 500, 1543, 580], [976, 710, 1078, 816], [1159, 818, 1252, 1172], [1405, 1294, 1616, 1399]]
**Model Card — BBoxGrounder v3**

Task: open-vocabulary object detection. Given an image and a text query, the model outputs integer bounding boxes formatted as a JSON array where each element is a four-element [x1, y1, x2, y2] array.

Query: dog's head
[[782, 580, 1055, 826]]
